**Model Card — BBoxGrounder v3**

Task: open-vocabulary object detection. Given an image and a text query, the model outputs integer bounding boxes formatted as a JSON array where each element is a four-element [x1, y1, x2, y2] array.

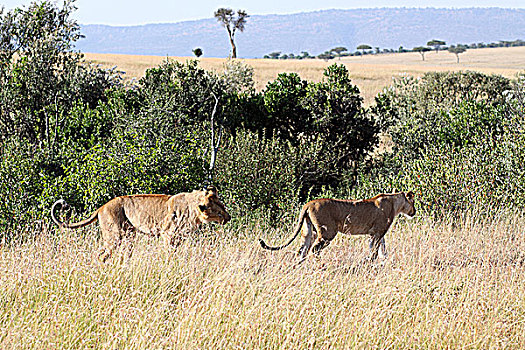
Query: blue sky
[[3, 0, 525, 25]]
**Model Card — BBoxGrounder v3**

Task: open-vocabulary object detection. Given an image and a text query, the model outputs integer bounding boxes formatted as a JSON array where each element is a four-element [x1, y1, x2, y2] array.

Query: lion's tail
[[259, 205, 309, 251], [51, 199, 99, 229]]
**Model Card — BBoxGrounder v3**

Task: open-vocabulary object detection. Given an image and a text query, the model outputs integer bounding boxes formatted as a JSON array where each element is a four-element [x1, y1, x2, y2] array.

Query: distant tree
[[214, 8, 249, 59], [375, 47, 380, 54], [413, 46, 431, 61], [427, 39, 446, 53], [300, 51, 311, 59], [317, 51, 334, 61], [330, 46, 348, 59], [192, 47, 203, 58], [448, 45, 467, 63], [267, 51, 281, 59], [356, 44, 372, 56]]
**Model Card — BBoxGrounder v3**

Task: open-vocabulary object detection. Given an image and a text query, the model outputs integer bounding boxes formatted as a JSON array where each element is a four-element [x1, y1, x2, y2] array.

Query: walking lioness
[[51, 186, 231, 262], [259, 191, 415, 260]]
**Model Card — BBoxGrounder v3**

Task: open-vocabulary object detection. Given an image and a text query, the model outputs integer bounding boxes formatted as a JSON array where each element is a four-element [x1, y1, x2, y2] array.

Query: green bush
[[361, 71, 524, 214], [215, 131, 300, 222], [372, 71, 511, 160], [0, 1, 120, 148]]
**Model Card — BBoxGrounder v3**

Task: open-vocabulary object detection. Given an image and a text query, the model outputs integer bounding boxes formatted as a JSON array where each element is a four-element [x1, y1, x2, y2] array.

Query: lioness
[[259, 191, 415, 261], [51, 186, 231, 262]]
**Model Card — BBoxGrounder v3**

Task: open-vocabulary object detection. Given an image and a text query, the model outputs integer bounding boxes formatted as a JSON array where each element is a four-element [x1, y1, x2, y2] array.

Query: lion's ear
[[406, 191, 414, 200], [206, 186, 218, 196]]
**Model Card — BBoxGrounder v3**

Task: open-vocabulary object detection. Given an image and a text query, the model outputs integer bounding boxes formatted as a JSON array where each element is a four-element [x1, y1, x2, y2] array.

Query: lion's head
[[197, 186, 231, 224], [400, 191, 416, 217]]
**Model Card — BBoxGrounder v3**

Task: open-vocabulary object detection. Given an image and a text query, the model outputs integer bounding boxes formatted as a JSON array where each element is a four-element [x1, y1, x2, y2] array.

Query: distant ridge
[[77, 8, 525, 58]]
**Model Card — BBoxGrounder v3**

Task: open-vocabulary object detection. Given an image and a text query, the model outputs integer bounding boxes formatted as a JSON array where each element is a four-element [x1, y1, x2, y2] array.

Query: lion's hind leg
[[297, 218, 314, 260], [98, 208, 129, 263], [312, 238, 331, 256]]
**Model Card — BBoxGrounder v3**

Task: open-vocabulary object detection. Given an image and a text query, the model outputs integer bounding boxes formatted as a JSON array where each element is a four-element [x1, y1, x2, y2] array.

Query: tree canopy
[[192, 47, 203, 57], [214, 8, 249, 59], [448, 45, 467, 63], [427, 39, 446, 52], [413, 46, 431, 61]]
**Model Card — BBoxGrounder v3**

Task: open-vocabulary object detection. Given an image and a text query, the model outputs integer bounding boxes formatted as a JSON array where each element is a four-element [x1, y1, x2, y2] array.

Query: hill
[[77, 8, 525, 58]]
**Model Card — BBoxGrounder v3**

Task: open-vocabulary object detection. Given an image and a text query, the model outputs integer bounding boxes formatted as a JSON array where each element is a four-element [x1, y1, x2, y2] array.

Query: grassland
[[84, 46, 525, 105], [2, 211, 525, 349], [3, 46, 524, 349]]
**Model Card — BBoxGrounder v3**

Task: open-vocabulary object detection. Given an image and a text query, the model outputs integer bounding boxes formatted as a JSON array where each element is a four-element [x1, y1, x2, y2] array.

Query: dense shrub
[[0, 1, 120, 149], [3, 1, 524, 238], [215, 131, 300, 221], [57, 133, 206, 213], [363, 71, 523, 214], [258, 65, 379, 197], [372, 71, 511, 160]]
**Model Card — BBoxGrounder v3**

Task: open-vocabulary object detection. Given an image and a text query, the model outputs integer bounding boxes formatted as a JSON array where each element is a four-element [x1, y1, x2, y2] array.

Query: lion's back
[[307, 198, 387, 235]]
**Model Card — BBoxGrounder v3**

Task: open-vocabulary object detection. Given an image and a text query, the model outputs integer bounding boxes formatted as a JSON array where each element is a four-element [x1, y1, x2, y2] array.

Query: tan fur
[[51, 186, 231, 262], [259, 191, 415, 260]]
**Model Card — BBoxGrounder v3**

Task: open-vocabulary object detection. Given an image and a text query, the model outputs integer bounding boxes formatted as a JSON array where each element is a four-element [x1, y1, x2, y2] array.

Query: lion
[[259, 191, 415, 261], [51, 186, 231, 262]]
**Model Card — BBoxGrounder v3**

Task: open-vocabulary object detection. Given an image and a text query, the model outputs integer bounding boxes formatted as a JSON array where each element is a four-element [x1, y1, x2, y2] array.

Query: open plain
[[85, 46, 525, 104]]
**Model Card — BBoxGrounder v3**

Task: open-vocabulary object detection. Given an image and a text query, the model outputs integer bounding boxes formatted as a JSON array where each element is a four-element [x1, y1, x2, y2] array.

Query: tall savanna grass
[[2, 210, 524, 349]]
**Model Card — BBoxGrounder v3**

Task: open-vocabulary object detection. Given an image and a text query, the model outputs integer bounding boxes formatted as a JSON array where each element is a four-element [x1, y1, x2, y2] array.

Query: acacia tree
[[356, 44, 372, 56], [330, 46, 348, 59], [427, 39, 446, 53], [448, 45, 466, 63], [413, 46, 431, 61], [214, 8, 249, 59]]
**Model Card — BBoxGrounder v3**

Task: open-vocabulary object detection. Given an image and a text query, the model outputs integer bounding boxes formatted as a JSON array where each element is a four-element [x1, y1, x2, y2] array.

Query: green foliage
[[366, 71, 522, 214], [136, 59, 221, 132], [4, 1, 524, 238], [427, 39, 446, 52], [372, 71, 511, 159], [357, 44, 372, 50], [0, 0, 119, 148], [0, 140, 48, 230], [59, 133, 206, 213], [220, 59, 255, 94], [263, 73, 310, 142], [301, 64, 378, 192], [448, 45, 467, 62], [192, 47, 203, 57], [215, 131, 299, 221]]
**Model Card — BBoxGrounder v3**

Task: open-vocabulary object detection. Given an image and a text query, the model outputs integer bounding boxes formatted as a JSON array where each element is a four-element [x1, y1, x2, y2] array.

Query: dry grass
[[84, 46, 525, 105], [2, 211, 525, 349]]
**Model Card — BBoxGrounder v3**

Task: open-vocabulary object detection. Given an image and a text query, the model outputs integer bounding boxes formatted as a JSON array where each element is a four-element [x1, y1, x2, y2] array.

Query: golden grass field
[[84, 46, 525, 105], [2, 211, 525, 349]]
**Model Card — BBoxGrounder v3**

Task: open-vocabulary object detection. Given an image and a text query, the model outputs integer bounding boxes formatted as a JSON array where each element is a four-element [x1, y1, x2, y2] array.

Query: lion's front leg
[[160, 214, 195, 249], [160, 222, 181, 249], [369, 236, 387, 259], [369, 234, 387, 261]]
